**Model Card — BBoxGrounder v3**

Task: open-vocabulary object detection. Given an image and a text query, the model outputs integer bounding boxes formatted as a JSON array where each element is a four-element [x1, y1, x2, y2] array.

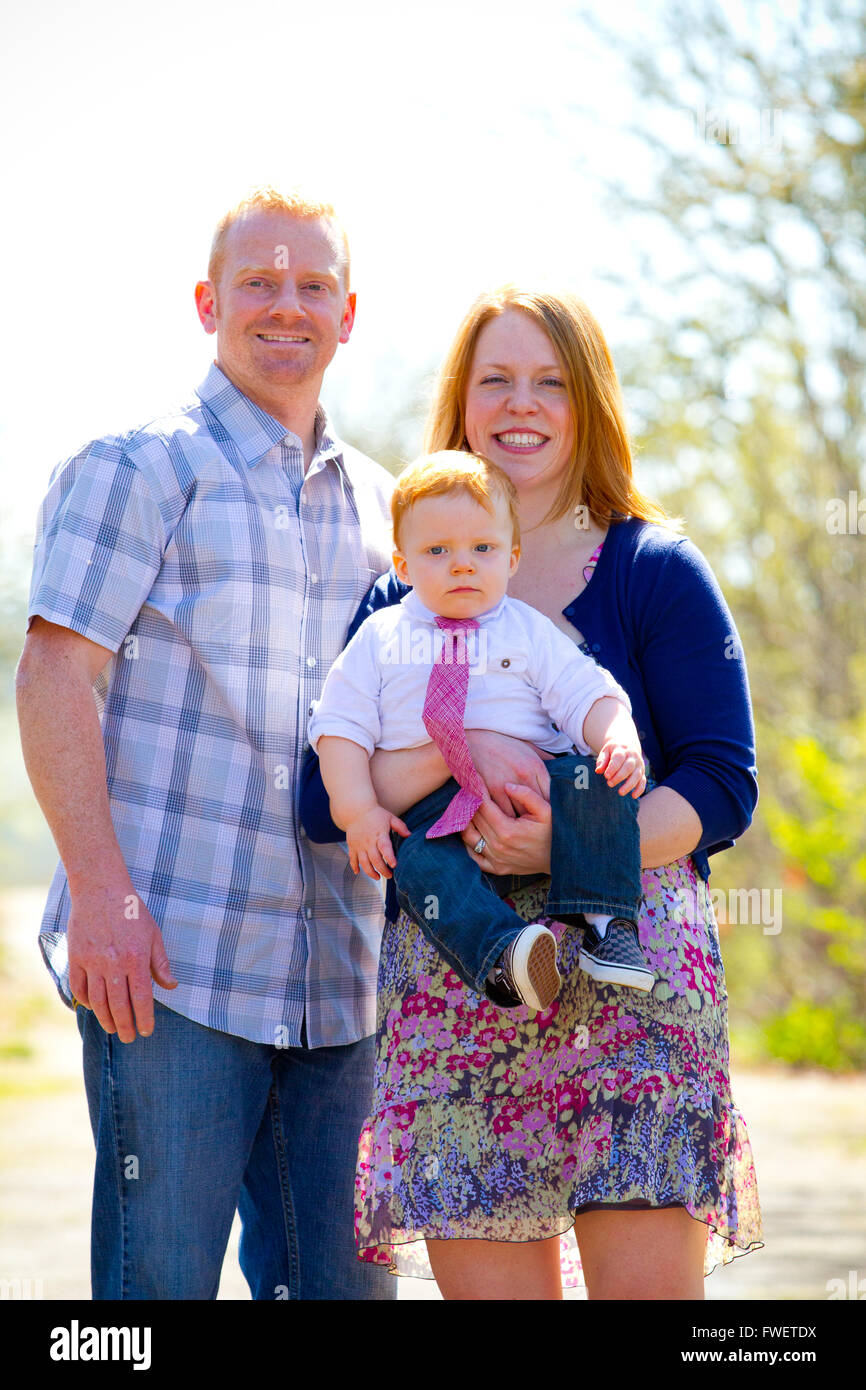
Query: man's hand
[[68, 878, 177, 1043], [462, 783, 553, 877], [346, 805, 410, 880], [464, 731, 553, 816]]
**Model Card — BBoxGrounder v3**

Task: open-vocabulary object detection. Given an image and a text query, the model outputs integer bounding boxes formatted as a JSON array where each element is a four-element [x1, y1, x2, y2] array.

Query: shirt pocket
[[471, 646, 529, 680]]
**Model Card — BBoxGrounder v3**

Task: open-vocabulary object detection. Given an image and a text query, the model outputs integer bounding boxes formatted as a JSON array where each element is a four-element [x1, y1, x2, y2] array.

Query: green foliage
[[762, 1000, 866, 1071], [591, 0, 866, 1068]]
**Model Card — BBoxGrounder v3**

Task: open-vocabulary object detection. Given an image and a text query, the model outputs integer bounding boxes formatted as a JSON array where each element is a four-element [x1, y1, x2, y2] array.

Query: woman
[[303, 286, 762, 1298]]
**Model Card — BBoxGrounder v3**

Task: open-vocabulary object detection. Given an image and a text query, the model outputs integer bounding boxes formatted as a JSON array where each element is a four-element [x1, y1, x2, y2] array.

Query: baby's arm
[[582, 696, 646, 798], [528, 616, 645, 798], [318, 735, 409, 880]]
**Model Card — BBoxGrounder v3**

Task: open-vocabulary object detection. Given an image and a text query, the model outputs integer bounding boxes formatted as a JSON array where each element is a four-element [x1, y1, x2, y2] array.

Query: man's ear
[[393, 548, 410, 584], [339, 292, 357, 345], [195, 280, 218, 335]]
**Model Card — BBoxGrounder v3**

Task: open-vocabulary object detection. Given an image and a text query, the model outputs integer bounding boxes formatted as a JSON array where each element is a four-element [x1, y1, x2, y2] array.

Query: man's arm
[[16, 618, 176, 1042]]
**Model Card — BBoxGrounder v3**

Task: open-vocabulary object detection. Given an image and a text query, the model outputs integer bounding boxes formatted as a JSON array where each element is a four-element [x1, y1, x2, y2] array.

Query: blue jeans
[[75, 1000, 395, 1300], [393, 753, 642, 994]]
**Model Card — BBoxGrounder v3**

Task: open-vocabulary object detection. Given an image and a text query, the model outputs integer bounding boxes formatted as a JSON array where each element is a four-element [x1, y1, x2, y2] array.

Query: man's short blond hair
[[392, 450, 521, 551], [207, 185, 351, 288]]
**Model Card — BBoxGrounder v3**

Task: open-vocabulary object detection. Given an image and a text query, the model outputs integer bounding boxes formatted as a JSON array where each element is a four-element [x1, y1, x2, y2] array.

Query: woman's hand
[[461, 783, 553, 877], [464, 731, 553, 815]]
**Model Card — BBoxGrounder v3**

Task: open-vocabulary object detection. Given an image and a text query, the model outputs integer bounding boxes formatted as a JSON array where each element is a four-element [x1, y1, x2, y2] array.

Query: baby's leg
[[393, 781, 559, 1008], [546, 754, 654, 991], [545, 754, 642, 924]]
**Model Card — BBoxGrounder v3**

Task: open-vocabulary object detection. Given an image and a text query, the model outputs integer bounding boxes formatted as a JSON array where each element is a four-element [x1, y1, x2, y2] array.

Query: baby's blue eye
[[429, 545, 445, 555], [475, 544, 491, 552]]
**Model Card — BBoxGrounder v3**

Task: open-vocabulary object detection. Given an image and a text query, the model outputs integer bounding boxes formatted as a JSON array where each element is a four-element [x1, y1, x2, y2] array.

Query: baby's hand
[[346, 806, 410, 880], [595, 723, 647, 798]]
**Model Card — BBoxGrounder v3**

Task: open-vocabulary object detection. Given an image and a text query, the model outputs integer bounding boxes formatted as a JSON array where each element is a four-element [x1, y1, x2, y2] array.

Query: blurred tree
[[0, 535, 30, 680], [581, 0, 866, 1065]]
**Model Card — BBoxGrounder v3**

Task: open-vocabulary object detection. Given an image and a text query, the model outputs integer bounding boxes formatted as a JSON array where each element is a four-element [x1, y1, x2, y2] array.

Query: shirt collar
[[401, 588, 508, 624], [195, 361, 342, 471]]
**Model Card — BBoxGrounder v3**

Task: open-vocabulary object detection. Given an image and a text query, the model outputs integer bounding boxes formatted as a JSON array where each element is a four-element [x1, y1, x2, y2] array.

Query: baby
[[309, 451, 654, 1011]]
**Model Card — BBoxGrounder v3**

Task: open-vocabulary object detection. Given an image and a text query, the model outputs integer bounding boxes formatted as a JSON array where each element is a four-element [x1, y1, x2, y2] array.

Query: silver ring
[[473, 837, 487, 854]]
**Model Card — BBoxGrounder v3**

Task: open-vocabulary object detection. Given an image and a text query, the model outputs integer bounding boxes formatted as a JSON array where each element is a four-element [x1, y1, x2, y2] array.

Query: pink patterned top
[[583, 540, 604, 586]]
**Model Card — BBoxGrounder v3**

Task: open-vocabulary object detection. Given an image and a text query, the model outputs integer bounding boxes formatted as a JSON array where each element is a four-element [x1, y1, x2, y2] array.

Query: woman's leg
[[426, 1235, 563, 1300], [573, 1206, 707, 1300]]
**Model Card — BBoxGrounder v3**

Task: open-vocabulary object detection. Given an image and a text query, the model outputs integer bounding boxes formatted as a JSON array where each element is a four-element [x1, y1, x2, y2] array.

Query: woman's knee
[[574, 1206, 707, 1300]]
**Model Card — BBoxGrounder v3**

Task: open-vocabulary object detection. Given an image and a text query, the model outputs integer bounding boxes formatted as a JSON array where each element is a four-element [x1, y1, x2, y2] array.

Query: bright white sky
[[0, 0, 801, 543]]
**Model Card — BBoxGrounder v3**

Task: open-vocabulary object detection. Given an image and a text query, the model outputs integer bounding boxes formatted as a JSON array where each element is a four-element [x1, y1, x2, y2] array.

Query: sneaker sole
[[512, 927, 561, 1011], [579, 947, 655, 992]]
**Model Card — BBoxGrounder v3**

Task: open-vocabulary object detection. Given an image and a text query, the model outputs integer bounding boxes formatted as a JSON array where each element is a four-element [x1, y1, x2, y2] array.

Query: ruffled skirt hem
[[354, 1088, 763, 1286]]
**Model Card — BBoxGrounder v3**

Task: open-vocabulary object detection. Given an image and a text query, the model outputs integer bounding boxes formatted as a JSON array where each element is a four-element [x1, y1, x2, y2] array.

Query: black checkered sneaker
[[579, 918, 655, 992], [486, 924, 561, 1012]]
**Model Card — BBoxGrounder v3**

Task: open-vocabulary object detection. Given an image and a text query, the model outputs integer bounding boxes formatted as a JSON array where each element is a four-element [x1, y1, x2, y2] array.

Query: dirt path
[[2, 888, 864, 1302]]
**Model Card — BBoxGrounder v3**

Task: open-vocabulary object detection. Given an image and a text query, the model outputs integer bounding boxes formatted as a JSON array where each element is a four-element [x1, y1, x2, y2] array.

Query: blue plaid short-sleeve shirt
[[28, 363, 395, 1047]]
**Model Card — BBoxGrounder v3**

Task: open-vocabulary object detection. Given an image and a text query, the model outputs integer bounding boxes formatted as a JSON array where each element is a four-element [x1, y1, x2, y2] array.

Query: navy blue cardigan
[[299, 518, 758, 910]]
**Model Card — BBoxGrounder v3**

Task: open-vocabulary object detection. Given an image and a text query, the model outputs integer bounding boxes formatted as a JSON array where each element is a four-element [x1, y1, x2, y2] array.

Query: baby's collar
[[401, 589, 508, 624]]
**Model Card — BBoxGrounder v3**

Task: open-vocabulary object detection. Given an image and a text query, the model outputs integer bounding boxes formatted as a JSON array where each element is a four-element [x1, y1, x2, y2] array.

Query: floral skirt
[[354, 856, 763, 1286]]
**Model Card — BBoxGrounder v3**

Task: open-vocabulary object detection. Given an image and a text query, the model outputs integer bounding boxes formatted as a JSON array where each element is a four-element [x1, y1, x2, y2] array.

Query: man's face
[[195, 210, 355, 409]]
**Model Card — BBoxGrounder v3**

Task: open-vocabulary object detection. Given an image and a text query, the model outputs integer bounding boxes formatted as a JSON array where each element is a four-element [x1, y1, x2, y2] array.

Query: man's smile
[[256, 332, 310, 342]]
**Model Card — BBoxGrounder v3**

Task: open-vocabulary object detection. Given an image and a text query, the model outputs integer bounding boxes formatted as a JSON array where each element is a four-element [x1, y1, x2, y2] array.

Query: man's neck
[[215, 360, 322, 469]]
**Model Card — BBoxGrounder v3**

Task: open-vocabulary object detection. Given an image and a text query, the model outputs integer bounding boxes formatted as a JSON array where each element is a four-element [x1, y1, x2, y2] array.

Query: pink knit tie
[[422, 616, 486, 838]]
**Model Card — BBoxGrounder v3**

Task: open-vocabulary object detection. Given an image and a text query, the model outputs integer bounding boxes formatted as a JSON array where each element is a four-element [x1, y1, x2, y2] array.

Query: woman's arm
[[633, 535, 758, 850], [636, 784, 702, 869], [468, 533, 755, 877], [464, 778, 701, 876]]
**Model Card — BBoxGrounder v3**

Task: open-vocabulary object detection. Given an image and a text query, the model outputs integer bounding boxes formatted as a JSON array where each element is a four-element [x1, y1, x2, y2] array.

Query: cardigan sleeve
[[632, 536, 758, 851], [298, 569, 409, 842]]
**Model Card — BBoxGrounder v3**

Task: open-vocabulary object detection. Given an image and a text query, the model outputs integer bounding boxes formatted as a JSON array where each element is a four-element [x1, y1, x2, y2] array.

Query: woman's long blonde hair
[[423, 285, 680, 531]]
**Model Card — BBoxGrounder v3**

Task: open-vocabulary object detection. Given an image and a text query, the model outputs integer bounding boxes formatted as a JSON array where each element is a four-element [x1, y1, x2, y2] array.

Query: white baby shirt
[[307, 589, 630, 758]]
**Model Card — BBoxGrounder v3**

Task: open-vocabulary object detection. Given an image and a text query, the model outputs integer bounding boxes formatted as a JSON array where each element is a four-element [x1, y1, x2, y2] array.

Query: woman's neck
[[508, 501, 608, 628], [517, 502, 607, 563]]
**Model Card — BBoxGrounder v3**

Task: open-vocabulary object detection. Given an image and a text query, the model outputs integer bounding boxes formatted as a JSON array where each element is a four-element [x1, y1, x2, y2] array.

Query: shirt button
[[306, 656, 316, 667], [308, 705, 314, 716], [592, 643, 601, 653], [501, 658, 511, 668], [305, 907, 313, 919], [299, 826, 306, 839], [309, 573, 318, 584]]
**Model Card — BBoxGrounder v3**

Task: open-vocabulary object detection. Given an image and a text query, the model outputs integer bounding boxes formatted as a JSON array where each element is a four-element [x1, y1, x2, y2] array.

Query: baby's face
[[393, 489, 520, 618]]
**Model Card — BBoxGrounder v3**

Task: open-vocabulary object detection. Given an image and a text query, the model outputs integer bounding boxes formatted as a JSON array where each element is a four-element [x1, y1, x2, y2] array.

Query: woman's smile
[[464, 307, 575, 494]]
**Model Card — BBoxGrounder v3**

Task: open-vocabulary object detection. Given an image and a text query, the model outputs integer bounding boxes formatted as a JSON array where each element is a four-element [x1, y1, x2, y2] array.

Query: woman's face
[[464, 308, 575, 499]]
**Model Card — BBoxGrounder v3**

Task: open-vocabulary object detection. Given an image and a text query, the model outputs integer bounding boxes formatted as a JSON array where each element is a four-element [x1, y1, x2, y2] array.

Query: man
[[15, 188, 397, 1300]]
